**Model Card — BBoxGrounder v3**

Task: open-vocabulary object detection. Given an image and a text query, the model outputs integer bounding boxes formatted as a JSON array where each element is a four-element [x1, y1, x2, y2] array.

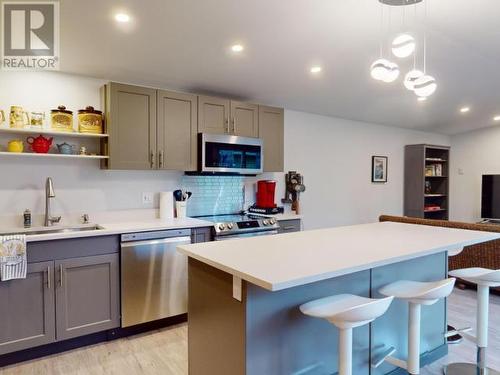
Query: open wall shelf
[[0, 127, 108, 139], [0, 152, 108, 160]]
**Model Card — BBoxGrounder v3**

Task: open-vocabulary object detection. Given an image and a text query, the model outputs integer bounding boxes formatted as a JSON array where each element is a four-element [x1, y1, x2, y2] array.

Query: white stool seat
[[300, 294, 394, 329], [379, 278, 456, 305], [449, 267, 500, 287], [300, 294, 393, 375]]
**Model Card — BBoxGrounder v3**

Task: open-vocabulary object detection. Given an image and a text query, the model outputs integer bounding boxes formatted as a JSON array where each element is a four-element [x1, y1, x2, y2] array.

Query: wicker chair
[[379, 215, 500, 293]]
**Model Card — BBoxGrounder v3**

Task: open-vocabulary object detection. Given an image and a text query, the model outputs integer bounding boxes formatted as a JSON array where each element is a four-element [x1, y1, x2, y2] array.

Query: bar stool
[[445, 268, 500, 375], [373, 278, 456, 375], [299, 294, 394, 375]]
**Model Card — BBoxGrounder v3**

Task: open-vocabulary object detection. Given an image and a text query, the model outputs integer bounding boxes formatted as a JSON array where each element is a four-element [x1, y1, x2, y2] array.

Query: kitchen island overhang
[[179, 222, 500, 375]]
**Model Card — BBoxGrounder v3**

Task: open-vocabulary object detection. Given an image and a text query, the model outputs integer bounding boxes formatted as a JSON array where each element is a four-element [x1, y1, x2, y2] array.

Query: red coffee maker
[[256, 180, 277, 208]]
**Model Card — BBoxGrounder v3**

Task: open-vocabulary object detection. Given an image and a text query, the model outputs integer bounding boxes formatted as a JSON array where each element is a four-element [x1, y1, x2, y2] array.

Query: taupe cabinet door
[[231, 101, 258, 137], [157, 90, 198, 171], [0, 261, 55, 355], [258, 105, 284, 172], [198, 96, 230, 134], [106, 82, 157, 170], [55, 254, 120, 341]]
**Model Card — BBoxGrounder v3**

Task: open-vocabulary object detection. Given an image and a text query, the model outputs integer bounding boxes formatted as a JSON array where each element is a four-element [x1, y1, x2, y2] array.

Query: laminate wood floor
[[0, 288, 498, 375]]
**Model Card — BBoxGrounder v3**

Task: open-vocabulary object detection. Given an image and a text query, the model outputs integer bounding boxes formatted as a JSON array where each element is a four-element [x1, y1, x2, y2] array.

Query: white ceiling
[[60, 0, 500, 135]]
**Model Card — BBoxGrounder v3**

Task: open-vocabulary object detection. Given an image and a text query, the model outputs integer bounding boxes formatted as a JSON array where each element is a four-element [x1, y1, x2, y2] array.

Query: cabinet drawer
[[278, 219, 301, 233]]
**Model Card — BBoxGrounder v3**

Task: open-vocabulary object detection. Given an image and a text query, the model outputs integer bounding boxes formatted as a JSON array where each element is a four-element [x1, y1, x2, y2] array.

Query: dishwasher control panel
[[121, 228, 191, 242]]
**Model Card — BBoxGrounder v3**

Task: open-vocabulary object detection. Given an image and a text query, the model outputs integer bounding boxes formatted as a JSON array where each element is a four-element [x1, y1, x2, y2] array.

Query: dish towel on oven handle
[[0, 234, 27, 281]]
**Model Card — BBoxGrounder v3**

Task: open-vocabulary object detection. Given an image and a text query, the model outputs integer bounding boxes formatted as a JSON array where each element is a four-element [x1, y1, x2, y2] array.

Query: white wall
[[0, 71, 450, 229], [283, 110, 450, 229], [449, 126, 500, 222]]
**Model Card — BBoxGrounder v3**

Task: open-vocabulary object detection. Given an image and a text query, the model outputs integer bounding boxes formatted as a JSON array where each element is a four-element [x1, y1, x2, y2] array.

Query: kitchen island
[[178, 222, 499, 375]]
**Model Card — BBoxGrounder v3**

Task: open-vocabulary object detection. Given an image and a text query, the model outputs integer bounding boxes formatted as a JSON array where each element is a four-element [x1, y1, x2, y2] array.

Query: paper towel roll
[[159, 191, 174, 220]]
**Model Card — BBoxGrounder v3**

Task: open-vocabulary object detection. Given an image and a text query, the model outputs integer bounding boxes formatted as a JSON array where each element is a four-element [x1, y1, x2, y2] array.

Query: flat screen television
[[481, 175, 500, 219]]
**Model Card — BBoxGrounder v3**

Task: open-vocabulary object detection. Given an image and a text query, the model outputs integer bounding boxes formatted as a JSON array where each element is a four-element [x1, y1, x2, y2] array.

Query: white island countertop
[[178, 221, 500, 291]]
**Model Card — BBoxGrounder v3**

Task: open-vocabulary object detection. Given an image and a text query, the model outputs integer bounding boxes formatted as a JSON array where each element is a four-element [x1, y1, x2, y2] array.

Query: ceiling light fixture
[[382, 61, 400, 83], [404, 69, 423, 91], [231, 44, 244, 53], [460, 107, 470, 113], [114, 13, 130, 23], [310, 66, 322, 74], [392, 34, 416, 58], [494, 115, 500, 121]]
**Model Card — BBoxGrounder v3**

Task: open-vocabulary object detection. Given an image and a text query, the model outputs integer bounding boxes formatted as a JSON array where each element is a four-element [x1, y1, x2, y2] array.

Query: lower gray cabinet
[[0, 261, 55, 355], [55, 254, 120, 340]]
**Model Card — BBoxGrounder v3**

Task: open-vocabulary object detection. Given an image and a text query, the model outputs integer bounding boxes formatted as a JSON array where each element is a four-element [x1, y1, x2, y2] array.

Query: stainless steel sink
[[0, 225, 104, 236]]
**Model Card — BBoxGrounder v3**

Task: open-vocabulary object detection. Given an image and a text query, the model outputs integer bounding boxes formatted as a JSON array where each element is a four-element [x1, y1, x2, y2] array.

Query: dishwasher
[[120, 229, 192, 327]]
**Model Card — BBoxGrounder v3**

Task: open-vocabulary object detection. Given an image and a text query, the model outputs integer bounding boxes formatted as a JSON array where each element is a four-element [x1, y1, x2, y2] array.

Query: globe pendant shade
[[414, 75, 437, 97], [392, 34, 416, 58], [404, 69, 424, 91], [370, 59, 390, 81]]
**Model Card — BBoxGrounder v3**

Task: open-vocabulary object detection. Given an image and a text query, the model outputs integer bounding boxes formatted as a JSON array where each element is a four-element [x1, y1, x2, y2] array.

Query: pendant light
[[382, 61, 400, 83], [392, 33, 415, 58], [371, 59, 391, 81], [404, 69, 423, 90], [413, 0, 436, 98], [371, 3, 400, 83]]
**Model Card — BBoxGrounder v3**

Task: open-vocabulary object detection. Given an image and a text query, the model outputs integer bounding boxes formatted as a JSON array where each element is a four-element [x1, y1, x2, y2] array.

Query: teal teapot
[[57, 142, 75, 155]]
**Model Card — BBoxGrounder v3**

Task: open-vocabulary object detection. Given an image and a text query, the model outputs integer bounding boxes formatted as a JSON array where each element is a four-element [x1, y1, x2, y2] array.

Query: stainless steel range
[[199, 214, 280, 240]]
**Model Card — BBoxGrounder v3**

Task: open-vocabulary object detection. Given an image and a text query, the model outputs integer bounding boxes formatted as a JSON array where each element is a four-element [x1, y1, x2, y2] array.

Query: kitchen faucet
[[45, 177, 61, 226]]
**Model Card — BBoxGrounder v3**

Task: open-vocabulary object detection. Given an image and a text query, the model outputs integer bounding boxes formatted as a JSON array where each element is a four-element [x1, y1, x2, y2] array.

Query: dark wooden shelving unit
[[404, 144, 450, 220]]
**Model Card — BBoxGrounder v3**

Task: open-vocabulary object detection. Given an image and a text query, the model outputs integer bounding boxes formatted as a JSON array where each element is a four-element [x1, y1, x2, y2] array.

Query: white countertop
[[178, 221, 500, 291], [13, 217, 212, 242]]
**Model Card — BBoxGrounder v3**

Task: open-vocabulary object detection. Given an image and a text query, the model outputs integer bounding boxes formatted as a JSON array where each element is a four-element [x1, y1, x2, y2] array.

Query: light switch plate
[[142, 192, 153, 205]]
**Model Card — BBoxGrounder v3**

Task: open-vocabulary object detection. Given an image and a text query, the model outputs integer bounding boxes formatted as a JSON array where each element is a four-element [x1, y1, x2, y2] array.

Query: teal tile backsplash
[[181, 176, 244, 216]]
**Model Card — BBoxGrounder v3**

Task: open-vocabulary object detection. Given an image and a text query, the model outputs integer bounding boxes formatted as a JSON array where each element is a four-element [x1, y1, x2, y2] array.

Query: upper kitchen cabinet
[[198, 96, 230, 135], [230, 101, 258, 137], [258, 105, 284, 172], [102, 82, 157, 170], [198, 96, 258, 137], [157, 90, 198, 171]]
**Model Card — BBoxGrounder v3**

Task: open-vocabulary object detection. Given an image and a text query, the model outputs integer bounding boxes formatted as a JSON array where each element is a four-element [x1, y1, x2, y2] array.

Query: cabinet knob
[[150, 151, 155, 169]]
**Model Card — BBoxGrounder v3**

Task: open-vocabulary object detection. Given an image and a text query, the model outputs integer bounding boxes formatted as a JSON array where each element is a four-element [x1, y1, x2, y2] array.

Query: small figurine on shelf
[[425, 181, 432, 194]]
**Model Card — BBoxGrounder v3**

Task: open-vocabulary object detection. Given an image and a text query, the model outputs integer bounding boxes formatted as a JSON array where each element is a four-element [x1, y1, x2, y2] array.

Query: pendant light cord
[[423, 0, 427, 74], [379, 2, 383, 58], [413, 2, 417, 70]]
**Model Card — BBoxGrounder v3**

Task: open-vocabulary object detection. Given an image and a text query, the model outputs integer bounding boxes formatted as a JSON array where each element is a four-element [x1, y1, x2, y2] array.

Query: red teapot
[[26, 135, 53, 154]]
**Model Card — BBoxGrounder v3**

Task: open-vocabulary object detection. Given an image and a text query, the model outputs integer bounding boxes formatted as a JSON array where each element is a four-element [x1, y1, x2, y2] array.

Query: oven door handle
[[215, 230, 279, 241]]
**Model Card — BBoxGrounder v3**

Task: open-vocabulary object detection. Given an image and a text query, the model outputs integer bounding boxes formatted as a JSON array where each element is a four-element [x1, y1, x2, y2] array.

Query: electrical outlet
[[142, 192, 153, 205]]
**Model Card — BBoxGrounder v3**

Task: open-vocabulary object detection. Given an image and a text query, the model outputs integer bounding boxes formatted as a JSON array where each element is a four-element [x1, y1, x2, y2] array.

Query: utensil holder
[[175, 201, 187, 218]]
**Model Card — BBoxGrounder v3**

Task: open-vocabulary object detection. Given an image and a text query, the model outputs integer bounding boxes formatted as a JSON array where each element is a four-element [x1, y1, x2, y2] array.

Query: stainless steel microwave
[[199, 133, 263, 175]]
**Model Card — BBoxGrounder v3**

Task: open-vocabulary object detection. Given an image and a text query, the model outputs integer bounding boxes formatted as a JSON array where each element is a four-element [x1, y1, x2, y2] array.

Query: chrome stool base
[[444, 363, 500, 375]]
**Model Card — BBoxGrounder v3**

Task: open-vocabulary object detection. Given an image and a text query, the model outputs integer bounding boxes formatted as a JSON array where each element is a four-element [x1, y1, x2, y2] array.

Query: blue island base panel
[[244, 252, 448, 375]]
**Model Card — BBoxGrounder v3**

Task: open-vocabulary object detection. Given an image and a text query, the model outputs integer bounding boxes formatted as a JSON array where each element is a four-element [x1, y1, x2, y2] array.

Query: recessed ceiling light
[[418, 97, 427, 102], [310, 66, 322, 74], [460, 106, 470, 113], [494, 115, 500, 121], [115, 13, 130, 23], [231, 44, 244, 53]]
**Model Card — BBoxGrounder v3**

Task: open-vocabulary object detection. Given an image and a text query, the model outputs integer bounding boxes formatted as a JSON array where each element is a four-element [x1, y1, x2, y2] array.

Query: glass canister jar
[[50, 106, 74, 132], [78, 106, 103, 134]]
